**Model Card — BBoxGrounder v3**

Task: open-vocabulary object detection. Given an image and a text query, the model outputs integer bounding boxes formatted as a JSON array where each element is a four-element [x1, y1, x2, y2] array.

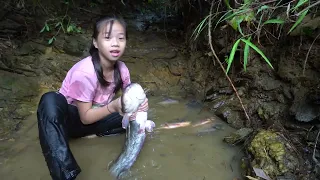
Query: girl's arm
[[75, 98, 122, 125]]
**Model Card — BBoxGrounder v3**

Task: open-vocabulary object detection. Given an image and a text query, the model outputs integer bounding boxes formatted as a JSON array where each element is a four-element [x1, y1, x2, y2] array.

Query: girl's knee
[[37, 91, 68, 122]]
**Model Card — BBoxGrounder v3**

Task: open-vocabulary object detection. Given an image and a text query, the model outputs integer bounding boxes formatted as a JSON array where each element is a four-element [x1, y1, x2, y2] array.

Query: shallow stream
[[0, 95, 243, 180]]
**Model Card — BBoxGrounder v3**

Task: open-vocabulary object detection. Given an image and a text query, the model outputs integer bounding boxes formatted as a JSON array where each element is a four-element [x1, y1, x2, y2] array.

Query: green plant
[[191, 0, 316, 74], [39, 0, 82, 45]]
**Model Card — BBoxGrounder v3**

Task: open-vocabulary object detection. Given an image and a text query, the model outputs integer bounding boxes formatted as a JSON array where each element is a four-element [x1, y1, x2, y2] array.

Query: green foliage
[[191, 0, 316, 74], [39, 1, 82, 45]]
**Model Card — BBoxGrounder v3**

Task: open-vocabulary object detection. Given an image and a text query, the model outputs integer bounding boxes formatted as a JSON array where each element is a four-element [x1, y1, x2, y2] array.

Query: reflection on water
[[0, 96, 243, 180]]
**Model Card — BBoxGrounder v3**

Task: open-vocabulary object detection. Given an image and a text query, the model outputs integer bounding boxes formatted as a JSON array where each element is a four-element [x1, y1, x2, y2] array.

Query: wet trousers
[[37, 91, 125, 180]]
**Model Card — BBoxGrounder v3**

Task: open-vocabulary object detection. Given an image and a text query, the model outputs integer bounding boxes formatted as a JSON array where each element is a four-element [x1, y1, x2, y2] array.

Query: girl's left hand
[[129, 98, 149, 120]]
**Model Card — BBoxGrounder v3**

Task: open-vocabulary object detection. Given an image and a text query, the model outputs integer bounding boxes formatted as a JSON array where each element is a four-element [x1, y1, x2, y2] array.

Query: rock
[[258, 76, 282, 91], [14, 41, 48, 56], [257, 101, 286, 121], [215, 106, 244, 129], [63, 35, 88, 57], [276, 94, 286, 103], [248, 130, 299, 178], [223, 128, 253, 144], [290, 87, 320, 122]]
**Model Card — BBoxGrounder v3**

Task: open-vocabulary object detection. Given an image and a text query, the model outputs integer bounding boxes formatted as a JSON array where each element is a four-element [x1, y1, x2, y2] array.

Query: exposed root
[[312, 130, 320, 169], [207, 1, 251, 126], [302, 32, 320, 76]]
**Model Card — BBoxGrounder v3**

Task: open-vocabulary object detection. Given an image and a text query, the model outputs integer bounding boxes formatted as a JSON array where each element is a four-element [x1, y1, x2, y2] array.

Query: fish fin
[[145, 120, 156, 132], [122, 113, 130, 129]]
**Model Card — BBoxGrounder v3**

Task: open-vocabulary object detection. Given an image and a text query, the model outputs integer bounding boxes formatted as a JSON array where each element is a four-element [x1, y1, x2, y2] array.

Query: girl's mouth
[[110, 50, 120, 57]]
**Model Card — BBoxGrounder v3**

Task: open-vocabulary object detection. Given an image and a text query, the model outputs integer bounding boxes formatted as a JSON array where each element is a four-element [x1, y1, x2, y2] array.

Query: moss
[[248, 130, 299, 178]]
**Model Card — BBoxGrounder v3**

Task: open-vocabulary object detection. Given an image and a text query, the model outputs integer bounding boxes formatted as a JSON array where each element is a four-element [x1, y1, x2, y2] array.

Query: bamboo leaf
[[191, 14, 211, 40], [243, 37, 251, 72], [293, 0, 308, 11], [288, 9, 308, 34], [241, 39, 274, 69], [226, 39, 241, 74], [236, 16, 244, 36], [263, 19, 285, 25], [224, 0, 232, 9]]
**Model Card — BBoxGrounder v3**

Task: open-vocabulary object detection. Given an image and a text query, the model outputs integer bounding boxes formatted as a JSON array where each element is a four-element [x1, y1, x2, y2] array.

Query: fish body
[[109, 83, 154, 179], [157, 121, 191, 130], [109, 118, 146, 179]]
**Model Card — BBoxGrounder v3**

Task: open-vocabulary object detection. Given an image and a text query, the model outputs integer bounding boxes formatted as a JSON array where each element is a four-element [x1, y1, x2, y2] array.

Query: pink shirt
[[59, 56, 131, 106]]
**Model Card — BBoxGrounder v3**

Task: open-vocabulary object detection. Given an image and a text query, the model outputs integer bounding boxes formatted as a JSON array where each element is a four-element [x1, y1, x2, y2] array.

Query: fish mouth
[[110, 50, 120, 57]]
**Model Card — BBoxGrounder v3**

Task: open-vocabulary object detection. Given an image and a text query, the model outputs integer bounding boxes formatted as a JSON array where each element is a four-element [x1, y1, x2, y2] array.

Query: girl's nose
[[111, 37, 119, 47]]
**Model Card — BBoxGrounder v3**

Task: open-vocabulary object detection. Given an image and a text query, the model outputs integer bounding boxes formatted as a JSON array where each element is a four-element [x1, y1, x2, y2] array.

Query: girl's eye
[[105, 36, 111, 40]]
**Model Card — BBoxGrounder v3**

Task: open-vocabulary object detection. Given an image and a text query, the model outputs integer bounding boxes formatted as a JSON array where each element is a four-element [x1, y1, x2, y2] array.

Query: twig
[[207, 1, 251, 125], [312, 130, 320, 167], [302, 32, 320, 76], [78, 7, 103, 16]]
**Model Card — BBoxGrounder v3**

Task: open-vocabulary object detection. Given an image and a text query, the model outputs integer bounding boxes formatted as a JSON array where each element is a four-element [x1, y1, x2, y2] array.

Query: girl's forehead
[[100, 21, 125, 35]]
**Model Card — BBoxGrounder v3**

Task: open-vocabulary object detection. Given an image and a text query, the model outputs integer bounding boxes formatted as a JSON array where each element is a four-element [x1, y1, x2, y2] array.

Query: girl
[[37, 16, 148, 180]]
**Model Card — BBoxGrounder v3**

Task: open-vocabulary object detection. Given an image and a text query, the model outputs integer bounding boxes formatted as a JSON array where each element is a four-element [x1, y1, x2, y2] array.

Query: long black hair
[[89, 15, 128, 94]]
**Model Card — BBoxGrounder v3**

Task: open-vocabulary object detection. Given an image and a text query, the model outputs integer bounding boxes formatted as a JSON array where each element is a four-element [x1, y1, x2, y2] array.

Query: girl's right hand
[[108, 97, 123, 114]]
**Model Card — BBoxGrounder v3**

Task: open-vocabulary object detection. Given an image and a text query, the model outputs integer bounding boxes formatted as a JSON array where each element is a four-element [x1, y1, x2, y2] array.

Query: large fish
[[109, 83, 155, 179]]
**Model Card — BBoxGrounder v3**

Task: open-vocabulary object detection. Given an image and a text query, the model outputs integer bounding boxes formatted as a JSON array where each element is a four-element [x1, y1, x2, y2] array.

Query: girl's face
[[93, 20, 126, 62]]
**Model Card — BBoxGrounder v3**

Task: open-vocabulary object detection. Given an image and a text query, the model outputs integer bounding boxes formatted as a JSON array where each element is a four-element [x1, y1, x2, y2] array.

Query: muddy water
[[0, 95, 243, 180]]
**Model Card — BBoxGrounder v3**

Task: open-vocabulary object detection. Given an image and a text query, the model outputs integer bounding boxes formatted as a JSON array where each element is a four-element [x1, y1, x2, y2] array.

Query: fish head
[[121, 83, 146, 113]]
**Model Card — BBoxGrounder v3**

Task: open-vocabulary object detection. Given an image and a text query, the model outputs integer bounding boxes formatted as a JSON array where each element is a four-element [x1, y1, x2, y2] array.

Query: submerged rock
[[223, 128, 253, 144], [248, 130, 299, 179]]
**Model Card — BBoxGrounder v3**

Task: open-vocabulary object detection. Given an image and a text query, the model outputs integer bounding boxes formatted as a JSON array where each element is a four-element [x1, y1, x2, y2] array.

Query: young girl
[[37, 16, 148, 180]]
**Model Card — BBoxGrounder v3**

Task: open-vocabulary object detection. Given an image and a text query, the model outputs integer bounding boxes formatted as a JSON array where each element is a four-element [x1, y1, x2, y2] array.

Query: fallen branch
[[302, 32, 320, 76], [207, 1, 251, 126]]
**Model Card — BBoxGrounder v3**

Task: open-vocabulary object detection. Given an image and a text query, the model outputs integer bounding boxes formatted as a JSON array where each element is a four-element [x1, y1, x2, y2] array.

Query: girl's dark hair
[[89, 15, 128, 94]]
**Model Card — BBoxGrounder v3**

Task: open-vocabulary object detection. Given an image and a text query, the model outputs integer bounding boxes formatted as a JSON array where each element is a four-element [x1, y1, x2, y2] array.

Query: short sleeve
[[119, 62, 131, 89], [67, 70, 96, 102]]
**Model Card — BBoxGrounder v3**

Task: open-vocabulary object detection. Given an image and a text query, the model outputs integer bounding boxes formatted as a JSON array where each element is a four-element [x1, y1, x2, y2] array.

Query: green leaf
[[293, 0, 308, 11], [67, 25, 73, 33], [257, 5, 269, 14], [263, 19, 285, 25], [229, 17, 238, 30], [243, 36, 251, 72], [48, 36, 56, 45], [40, 26, 46, 33], [191, 14, 211, 40], [237, 18, 244, 36], [241, 39, 274, 69], [288, 9, 308, 34], [224, 0, 232, 9], [45, 23, 50, 31], [226, 39, 241, 74]]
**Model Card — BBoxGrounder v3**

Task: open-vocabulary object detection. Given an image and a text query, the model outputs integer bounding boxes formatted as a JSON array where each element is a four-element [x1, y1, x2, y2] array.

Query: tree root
[[302, 32, 320, 76], [207, 1, 251, 126]]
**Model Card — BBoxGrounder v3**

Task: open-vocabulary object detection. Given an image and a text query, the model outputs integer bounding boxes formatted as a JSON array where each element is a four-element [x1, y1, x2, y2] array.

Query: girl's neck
[[99, 55, 115, 72]]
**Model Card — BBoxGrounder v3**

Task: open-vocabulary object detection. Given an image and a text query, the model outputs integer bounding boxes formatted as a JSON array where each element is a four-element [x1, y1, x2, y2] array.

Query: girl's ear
[[93, 39, 98, 49]]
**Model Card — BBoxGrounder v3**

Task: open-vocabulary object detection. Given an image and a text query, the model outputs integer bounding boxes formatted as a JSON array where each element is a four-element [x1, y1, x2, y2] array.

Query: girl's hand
[[108, 97, 123, 114], [129, 98, 149, 120]]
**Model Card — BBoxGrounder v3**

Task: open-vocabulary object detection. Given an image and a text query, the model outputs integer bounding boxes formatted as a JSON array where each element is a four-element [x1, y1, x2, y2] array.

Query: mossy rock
[[248, 130, 299, 178]]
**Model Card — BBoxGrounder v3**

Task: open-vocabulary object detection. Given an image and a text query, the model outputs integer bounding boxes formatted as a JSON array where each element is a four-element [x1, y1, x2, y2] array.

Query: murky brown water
[[0, 95, 243, 180]]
